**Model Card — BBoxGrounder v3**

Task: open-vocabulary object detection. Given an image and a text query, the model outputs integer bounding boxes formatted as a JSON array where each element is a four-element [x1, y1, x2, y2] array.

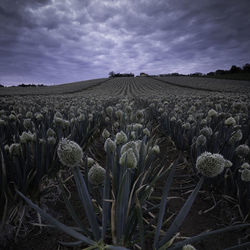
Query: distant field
[[0, 78, 108, 96], [0, 76, 250, 97]]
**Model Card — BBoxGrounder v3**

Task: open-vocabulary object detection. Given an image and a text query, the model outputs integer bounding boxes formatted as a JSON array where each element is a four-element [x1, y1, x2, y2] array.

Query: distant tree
[[215, 69, 227, 75], [207, 72, 215, 76], [229, 65, 242, 74], [109, 71, 115, 78], [243, 63, 250, 72], [0, 84, 4, 87]]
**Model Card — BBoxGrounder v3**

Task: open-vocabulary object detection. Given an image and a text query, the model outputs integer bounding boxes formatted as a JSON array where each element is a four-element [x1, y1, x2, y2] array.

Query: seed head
[[196, 152, 225, 177], [20, 131, 36, 143], [102, 128, 110, 139], [208, 109, 217, 117], [196, 135, 207, 147], [229, 130, 243, 144]]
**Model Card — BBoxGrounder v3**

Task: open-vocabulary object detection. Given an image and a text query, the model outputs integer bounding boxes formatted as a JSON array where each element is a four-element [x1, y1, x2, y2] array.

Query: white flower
[[196, 152, 225, 177], [57, 138, 83, 167], [88, 164, 106, 185]]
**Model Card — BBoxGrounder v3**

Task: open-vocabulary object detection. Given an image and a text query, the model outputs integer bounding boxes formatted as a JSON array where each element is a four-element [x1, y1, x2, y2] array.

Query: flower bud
[[57, 138, 83, 167], [88, 164, 106, 185]]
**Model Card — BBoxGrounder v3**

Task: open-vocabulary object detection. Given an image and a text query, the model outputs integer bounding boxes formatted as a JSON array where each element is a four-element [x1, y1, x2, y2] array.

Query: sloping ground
[[0, 78, 109, 96], [156, 76, 250, 93]]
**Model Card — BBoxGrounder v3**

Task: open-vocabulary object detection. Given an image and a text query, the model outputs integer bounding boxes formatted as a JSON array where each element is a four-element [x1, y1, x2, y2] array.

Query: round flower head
[[224, 117, 236, 126], [196, 152, 225, 177], [200, 127, 213, 138], [106, 106, 113, 116], [88, 163, 106, 185], [47, 136, 56, 145], [9, 143, 21, 156], [87, 157, 95, 167], [115, 110, 123, 119], [115, 131, 128, 145], [240, 162, 250, 169], [20, 131, 36, 143], [152, 145, 160, 154], [208, 109, 217, 117], [235, 144, 250, 158], [47, 128, 56, 137], [120, 148, 138, 168], [224, 160, 233, 168], [104, 138, 116, 153], [102, 128, 110, 139], [121, 141, 139, 159], [132, 123, 143, 131], [23, 118, 32, 130], [196, 135, 207, 147], [240, 169, 250, 182], [183, 245, 196, 250], [182, 122, 191, 130], [26, 111, 33, 118], [57, 138, 83, 167]]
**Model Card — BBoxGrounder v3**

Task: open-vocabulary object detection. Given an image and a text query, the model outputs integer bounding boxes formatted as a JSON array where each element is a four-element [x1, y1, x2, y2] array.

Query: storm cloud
[[1, 0, 250, 85]]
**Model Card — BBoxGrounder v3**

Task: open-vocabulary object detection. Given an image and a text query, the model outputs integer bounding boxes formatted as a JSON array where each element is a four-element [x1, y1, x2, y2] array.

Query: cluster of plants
[[0, 90, 249, 249]]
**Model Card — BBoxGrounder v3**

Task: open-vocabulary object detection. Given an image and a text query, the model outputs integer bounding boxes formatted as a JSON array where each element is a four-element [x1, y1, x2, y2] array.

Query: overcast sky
[[1, 0, 250, 86]]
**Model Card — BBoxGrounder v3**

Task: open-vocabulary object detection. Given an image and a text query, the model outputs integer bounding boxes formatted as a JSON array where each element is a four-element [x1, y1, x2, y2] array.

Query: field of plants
[[0, 76, 250, 250]]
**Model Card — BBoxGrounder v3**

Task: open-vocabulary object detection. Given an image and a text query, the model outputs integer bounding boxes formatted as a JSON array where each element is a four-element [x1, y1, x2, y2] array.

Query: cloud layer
[[1, 0, 250, 85]]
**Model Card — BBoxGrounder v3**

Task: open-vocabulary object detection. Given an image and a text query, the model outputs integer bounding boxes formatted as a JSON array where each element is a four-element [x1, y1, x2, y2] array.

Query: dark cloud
[[0, 0, 250, 85]]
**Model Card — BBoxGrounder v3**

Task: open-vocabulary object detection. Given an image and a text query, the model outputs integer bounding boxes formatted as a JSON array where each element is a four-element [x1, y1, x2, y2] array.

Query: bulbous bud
[[235, 144, 250, 158], [57, 138, 83, 167], [196, 152, 225, 177], [240, 169, 250, 182], [115, 131, 128, 145], [208, 109, 217, 117], [88, 164, 106, 185], [20, 131, 36, 143], [200, 127, 212, 137], [183, 245, 196, 250], [196, 135, 207, 147], [224, 117, 236, 126], [104, 138, 116, 153], [120, 148, 138, 168], [151, 145, 160, 154], [9, 143, 21, 156], [229, 130, 242, 144], [47, 136, 56, 145], [102, 128, 110, 139]]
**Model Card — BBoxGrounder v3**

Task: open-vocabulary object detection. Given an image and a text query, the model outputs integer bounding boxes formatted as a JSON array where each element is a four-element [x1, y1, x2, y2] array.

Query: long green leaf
[[169, 223, 250, 249], [16, 190, 95, 245], [159, 176, 204, 247], [153, 160, 177, 249], [58, 178, 91, 236], [73, 166, 101, 241]]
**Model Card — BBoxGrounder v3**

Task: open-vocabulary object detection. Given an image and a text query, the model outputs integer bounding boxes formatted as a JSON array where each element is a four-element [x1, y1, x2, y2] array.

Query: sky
[[0, 0, 250, 86]]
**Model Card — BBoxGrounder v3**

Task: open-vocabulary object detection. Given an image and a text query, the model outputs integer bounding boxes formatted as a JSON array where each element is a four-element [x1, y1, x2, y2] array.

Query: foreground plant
[[17, 138, 250, 249]]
